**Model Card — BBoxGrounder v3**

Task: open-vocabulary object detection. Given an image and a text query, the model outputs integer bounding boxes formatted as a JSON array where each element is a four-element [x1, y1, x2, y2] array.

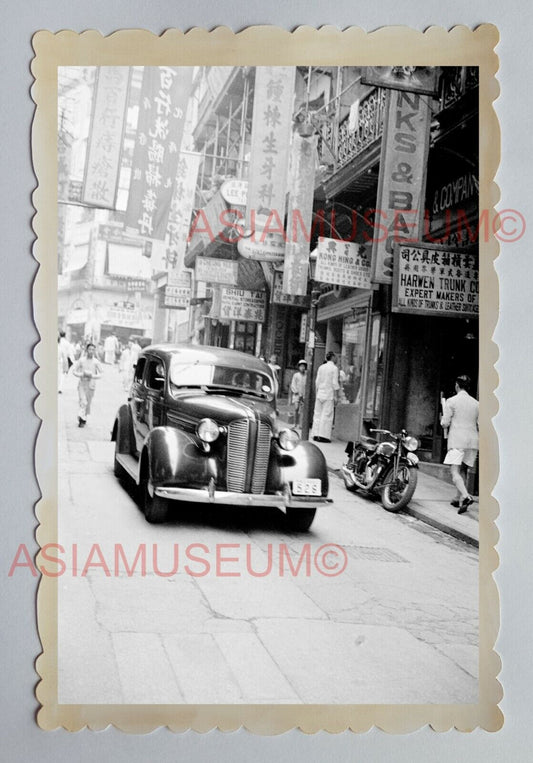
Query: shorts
[[444, 448, 478, 468]]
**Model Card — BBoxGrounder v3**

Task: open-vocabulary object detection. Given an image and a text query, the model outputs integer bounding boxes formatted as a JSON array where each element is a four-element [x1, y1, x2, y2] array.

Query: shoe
[[458, 496, 474, 514], [450, 500, 460, 508], [78, 417, 86, 428]]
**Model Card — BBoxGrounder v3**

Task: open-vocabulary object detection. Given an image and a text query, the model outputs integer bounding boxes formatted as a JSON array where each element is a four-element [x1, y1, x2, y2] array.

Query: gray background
[[0, 1, 530, 760]]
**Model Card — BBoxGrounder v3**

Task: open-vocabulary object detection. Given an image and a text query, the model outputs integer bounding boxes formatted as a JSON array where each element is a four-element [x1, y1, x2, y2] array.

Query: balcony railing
[[439, 67, 479, 111], [317, 87, 387, 173]]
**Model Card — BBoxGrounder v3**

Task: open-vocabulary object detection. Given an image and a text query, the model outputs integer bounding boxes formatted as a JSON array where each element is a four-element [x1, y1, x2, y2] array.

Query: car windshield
[[169, 360, 275, 400]]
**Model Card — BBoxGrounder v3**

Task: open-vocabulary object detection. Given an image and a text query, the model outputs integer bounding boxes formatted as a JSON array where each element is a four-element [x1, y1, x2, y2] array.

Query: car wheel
[[142, 478, 168, 524], [285, 507, 316, 532]]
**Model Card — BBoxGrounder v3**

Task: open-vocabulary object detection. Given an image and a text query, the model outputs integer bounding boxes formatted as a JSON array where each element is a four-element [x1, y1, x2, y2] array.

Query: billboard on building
[[392, 241, 479, 317], [125, 67, 193, 240]]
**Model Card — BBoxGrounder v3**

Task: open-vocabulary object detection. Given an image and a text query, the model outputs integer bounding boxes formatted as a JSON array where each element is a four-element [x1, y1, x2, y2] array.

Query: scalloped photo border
[[31, 24, 501, 733]]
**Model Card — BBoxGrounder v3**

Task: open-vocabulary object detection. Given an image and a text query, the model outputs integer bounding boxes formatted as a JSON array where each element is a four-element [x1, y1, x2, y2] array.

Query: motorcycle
[[341, 428, 419, 512]]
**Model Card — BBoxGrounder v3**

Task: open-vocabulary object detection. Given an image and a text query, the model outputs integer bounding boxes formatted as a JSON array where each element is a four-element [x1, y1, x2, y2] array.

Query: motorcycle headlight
[[278, 428, 300, 451], [404, 436, 418, 452], [197, 418, 220, 443]]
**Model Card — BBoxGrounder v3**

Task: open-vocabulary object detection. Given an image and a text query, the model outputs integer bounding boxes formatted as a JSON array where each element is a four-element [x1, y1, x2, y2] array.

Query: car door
[[144, 357, 167, 434]]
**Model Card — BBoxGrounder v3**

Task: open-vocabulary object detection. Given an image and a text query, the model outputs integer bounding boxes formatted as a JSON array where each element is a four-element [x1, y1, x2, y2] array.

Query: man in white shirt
[[440, 374, 479, 514], [290, 359, 307, 427], [312, 351, 340, 443]]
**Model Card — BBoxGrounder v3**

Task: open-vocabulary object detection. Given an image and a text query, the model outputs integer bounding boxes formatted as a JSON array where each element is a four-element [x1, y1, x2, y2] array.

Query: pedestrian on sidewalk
[[312, 351, 340, 443], [57, 330, 74, 394], [440, 374, 479, 514], [290, 359, 307, 428], [119, 340, 135, 392], [72, 342, 102, 428]]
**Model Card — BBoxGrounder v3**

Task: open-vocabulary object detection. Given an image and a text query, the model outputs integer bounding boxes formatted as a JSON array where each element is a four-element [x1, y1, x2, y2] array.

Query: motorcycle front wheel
[[381, 464, 418, 512]]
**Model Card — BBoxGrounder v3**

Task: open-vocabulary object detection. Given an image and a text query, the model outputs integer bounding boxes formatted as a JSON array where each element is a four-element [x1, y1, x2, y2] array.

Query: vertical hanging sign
[[125, 67, 193, 240], [282, 132, 318, 295], [246, 66, 296, 233], [371, 89, 431, 284], [166, 151, 200, 269], [82, 67, 130, 209]]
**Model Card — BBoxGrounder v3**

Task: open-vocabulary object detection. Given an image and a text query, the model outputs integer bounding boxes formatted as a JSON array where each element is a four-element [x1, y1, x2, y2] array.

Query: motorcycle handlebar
[[370, 428, 408, 439]]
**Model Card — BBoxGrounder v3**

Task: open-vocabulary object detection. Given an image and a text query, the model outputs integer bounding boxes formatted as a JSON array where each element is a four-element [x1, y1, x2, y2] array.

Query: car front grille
[[226, 419, 271, 493]]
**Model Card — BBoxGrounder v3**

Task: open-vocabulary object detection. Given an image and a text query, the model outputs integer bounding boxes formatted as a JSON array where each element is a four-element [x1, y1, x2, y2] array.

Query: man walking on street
[[290, 359, 307, 428], [72, 342, 102, 427], [312, 351, 340, 443], [440, 374, 479, 514]]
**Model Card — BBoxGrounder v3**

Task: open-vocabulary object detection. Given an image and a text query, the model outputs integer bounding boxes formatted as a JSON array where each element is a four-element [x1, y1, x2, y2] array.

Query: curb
[[327, 465, 479, 549]]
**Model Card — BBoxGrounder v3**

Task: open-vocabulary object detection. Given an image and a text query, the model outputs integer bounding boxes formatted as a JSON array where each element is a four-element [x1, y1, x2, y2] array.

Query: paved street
[[57, 364, 478, 705]]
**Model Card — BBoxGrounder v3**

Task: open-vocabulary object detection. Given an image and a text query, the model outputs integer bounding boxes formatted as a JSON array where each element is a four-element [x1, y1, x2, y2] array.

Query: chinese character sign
[[315, 237, 372, 289], [196, 257, 239, 286], [282, 133, 318, 295], [167, 151, 200, 268], [125, 67, 193, 240], [82, 67, 130, 208], [246, 67, 296, 231], [272, 270, 310, 306], [392, 242, 479, 317], [220, 288, 267, 322], [371, 89, 431, 283]]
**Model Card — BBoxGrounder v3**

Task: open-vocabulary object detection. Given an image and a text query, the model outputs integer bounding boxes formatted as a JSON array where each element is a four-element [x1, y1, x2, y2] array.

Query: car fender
[[142, 426, 217, 487], [111, 403, 135, 455], [272, 440, 329, 497]]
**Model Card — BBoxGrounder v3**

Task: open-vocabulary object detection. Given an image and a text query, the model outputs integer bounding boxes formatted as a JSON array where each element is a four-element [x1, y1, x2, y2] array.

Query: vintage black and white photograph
[[31, 27, 500, 731]]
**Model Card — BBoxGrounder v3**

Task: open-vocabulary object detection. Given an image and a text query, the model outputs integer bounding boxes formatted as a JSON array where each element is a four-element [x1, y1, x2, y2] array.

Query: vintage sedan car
[[111, 344, 331, 530]]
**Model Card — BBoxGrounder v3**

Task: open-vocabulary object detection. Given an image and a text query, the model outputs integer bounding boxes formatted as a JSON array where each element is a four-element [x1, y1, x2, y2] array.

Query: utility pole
[[300, 288, 320, 440]]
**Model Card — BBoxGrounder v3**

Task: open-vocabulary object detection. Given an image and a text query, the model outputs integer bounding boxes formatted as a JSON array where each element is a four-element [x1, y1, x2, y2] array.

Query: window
[[146, 360, 165, 391], [133, 357, 146, 382]]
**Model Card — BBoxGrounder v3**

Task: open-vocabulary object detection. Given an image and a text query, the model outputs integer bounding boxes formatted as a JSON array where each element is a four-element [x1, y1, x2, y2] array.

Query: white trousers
[[313, 397, 334, 439]]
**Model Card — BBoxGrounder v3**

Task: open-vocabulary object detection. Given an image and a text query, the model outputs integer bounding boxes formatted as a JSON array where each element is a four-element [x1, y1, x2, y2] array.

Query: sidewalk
[[277, 403, 479, 548]]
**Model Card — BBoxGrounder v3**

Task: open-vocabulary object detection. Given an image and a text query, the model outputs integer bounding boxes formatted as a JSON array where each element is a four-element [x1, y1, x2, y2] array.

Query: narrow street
[[57, 364, 478, 705]]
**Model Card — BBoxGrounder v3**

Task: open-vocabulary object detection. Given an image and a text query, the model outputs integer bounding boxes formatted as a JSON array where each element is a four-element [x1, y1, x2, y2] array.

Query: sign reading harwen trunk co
[[392, 242, 479, 317]]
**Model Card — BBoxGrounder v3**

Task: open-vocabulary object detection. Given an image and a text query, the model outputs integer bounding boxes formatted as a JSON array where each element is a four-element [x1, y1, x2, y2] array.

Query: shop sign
[[167, 267, 191, 288], [167, 151, 201, 268], [299, 312, 308, 343], [106, 307, 151, 328], [371, 89, 431, 283], [83, 67, 130, 209], [237, 231, 286, 262], [392, 242, 479, 318], [98, 225, 152, 259], [246, 66, 295, 230], [126, 279, 148, 292], [162, 285, 190, 309], [220, 288, 266, 322], [125, 67, 193, 240], [362, 66, 440, 96], [195, 257, 239, 285], [220, 178, 248, 207], [282, 133, 318, 295], [315, 237, 372, 289], [272, 270, 310, 307]]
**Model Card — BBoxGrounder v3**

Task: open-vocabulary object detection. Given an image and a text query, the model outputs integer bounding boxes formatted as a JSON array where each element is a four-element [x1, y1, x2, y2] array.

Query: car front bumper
[[154, 485, 332, 509]]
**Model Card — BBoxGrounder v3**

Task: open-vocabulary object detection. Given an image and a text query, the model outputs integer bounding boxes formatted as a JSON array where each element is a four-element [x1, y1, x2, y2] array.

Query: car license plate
[[292, 479, 321, 496]]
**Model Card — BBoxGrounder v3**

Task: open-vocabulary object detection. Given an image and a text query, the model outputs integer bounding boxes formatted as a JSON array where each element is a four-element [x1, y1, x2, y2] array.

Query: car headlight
[[404, 436, 418, 452], [197, 418, 220, 443], [278, 428, 300, 451]]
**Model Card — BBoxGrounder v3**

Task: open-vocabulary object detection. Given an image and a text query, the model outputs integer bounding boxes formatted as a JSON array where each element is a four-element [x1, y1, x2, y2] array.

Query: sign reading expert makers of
[[392, 242, 479, 318]]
